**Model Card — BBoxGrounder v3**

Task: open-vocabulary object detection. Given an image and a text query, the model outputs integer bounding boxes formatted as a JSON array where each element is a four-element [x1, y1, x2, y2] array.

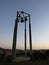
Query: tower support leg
[[25, 21, 27, 56], [12, 21, 18, 59], [29, 15, 32, 57]]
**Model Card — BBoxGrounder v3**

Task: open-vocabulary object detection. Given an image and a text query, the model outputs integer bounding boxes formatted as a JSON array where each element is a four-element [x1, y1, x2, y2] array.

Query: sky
[[0, 0, 49, 50]]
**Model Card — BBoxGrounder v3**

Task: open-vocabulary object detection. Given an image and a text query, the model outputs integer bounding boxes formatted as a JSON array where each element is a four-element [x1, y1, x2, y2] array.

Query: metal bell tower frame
[[12, 11, 32, 59]]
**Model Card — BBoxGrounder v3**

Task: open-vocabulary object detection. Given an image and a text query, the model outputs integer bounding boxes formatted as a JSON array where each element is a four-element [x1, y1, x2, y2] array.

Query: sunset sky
[[0, 0, 49, 50]]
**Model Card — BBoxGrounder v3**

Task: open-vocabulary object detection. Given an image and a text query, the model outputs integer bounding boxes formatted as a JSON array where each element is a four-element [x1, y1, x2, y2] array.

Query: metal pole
[[25, 21, 26, 56], [12, 12, 18, 59], [29, 15, 32, 57]]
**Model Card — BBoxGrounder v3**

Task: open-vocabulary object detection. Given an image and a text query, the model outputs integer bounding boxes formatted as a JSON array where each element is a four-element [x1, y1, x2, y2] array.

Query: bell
[[21, 17, 24, 23], [21, 11, 24, 13], [25, 17, 28, 21]]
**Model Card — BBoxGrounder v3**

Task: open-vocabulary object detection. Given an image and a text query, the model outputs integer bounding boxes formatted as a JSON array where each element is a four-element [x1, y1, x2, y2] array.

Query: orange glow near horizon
[[0, 43, 49, 50]]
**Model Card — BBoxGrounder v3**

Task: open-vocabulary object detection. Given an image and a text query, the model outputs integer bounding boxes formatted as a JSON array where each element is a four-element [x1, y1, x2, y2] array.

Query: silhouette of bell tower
[[12, 11, 32, 59]]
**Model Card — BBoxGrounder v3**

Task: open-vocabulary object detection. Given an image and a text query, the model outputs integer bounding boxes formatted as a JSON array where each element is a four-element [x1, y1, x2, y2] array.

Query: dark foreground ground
[[0, 49, 49, 65], [0, 60, 49, 65]]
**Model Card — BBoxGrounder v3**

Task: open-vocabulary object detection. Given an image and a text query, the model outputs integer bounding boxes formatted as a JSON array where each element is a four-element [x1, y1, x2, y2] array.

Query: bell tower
[[12, 11, 32, 59]]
